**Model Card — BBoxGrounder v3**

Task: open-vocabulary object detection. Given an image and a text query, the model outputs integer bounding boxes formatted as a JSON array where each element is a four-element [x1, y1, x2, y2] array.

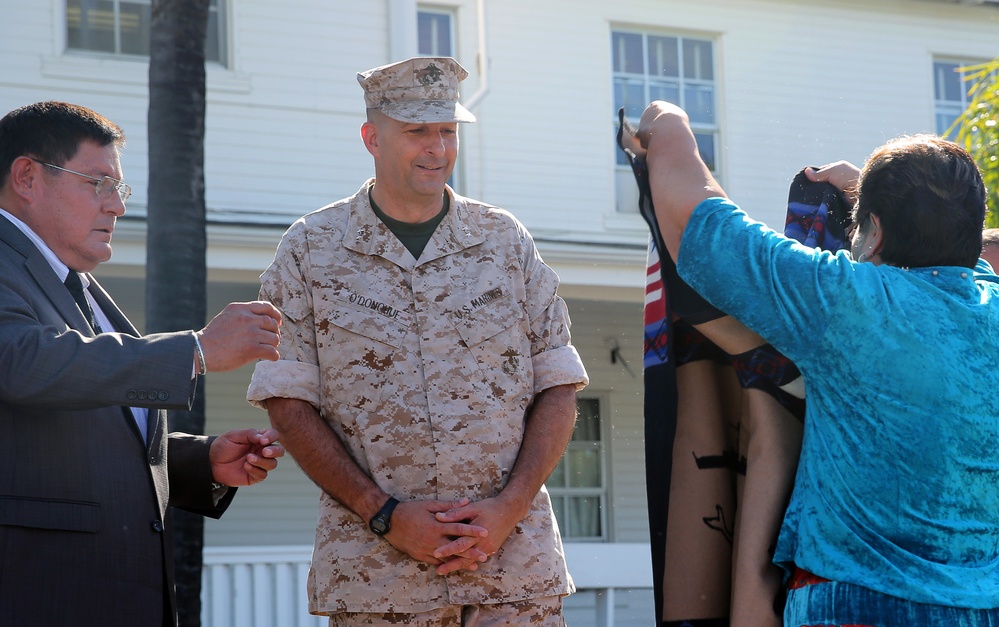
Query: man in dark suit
[[0, 101, 286, 626]]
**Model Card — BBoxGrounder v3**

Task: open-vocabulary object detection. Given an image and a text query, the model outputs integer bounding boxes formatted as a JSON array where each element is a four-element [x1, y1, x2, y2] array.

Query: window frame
[[65, 0, 229, 67], [546, 395, 608, 542], [417, 5, 457, 58], [416, 5, 461, 190], [611, 28, 721, 213], [933, 56, 992, 139]]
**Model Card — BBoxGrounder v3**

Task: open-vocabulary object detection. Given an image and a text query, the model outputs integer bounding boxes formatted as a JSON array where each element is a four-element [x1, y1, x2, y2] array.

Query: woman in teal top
[[637, 100, 999, 626]]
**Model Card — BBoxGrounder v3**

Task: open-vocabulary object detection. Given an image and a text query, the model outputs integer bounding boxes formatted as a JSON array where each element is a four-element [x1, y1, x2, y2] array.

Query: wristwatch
[[369, 496, 399, 536]]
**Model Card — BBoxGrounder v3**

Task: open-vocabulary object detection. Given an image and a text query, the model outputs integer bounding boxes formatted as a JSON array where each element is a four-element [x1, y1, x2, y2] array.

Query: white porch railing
[[202, 543, 653, 627], [202, 546, 321, 627]]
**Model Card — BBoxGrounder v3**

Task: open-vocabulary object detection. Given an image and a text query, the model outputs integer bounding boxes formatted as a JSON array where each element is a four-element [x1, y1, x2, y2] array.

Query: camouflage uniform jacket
[[247, 180, 589, 614]]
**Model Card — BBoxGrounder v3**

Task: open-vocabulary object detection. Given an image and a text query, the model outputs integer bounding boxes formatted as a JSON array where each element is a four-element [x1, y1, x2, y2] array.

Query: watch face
[[370, 515, 390, 535], [369, 497, 398, 536]]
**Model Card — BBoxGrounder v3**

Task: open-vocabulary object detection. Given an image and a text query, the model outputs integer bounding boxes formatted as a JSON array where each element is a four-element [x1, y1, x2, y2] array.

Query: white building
[[1, 1, 996, 624]]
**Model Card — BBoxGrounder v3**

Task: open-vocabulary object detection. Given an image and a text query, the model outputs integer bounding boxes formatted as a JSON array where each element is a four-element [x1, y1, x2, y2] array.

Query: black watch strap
[[369, 496, 399, 536]]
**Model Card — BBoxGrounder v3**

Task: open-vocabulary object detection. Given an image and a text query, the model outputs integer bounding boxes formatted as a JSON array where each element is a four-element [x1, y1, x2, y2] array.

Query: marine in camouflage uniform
[[247, 57, 588, 625]]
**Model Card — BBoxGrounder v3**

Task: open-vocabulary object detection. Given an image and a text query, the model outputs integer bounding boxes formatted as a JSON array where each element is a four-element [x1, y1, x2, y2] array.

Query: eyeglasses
[[32, 159, 132, 202]]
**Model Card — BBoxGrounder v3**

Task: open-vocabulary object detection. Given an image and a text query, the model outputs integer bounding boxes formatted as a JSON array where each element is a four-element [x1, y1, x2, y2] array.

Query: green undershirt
[[369, 190, 450, 260]]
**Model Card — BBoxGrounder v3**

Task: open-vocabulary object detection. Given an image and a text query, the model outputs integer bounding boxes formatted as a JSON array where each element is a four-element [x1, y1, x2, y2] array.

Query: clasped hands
[[385, 495, 524, 576]]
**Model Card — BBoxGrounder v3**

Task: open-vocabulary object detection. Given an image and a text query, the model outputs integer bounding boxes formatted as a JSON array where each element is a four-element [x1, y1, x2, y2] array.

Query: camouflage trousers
[[328, 595, 565, 626]]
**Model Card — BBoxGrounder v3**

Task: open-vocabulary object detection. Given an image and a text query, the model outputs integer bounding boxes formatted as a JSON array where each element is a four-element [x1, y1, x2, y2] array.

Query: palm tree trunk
[[147, 1, 210, 624]]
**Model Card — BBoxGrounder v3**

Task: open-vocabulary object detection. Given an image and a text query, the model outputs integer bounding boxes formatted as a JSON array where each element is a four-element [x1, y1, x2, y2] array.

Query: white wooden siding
[[3, 0, 998, 616], [5, 1, 996, 236]]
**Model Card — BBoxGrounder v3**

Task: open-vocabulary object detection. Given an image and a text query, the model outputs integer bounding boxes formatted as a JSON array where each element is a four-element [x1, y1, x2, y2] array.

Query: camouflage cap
[[357, 57, 476, 124]]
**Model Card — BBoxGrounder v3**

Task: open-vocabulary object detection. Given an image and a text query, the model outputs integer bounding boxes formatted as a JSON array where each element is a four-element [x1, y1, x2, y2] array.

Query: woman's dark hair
[[853, 134, 986, 268], [0, 101, 124, 188]]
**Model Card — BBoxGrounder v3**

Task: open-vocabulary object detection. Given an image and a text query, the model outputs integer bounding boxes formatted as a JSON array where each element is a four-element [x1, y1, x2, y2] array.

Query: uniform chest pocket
[[326, 294, 411, 348], [448, 291, 523, 347], [316, 295, 412, 412], [446, 290, 533, 399]]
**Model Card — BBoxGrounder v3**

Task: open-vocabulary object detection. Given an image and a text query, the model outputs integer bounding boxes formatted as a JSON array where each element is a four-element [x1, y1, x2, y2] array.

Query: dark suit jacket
[[0, 215, 235, 626]]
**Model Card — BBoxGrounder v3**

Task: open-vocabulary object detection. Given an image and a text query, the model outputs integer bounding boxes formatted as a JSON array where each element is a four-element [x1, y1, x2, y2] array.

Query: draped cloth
[[617, 110, 848, 626]]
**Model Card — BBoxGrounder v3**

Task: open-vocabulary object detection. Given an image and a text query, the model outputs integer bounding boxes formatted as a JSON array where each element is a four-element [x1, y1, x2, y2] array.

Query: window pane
[[66, 0, 225, 65], [615, 127, 631, 166], [418, 13, 434, 55], [934, 62, 963, 102], [568, 496, 602, 537], [649, 80, 680, 105], [574, 398, 601, 441], [685, 84, 715, 124], [119, 1, 151, 55], [206, 0, 224, 64], [684, 39, 714, 80], [547, 458, 566, 487], [67, 0, 116, 53], [612, 32, 644, 74], [567, 447, 601, 487], [551, 496, 565, 531], [614, 77, 648, 120], [418, 11, 452, 57], [647, 35, 678, 78], [937, 107, 961, 138], [695, 132, 716, 171]]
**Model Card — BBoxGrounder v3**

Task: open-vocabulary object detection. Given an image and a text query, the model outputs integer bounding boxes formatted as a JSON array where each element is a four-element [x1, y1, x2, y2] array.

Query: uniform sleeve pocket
[[0, 496, 100, 532]]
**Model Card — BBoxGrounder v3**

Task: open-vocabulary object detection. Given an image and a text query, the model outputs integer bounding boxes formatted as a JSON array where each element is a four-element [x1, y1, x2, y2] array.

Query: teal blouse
[[678, 197, 999, 608]]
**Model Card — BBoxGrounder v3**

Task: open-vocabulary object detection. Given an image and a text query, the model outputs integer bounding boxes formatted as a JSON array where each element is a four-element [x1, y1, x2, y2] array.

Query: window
[[66, 0, 228, 65], [418, 7, 455, 57], [417, 7, 459, 188], [935, 59, 973, 137], [934, 58, 991, 138], [612, 30, 718, 212], [547, 397, 606, 541]]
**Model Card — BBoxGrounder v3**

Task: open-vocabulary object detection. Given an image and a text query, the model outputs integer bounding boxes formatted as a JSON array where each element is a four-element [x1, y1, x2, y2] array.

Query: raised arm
[[637, 101, 727, 261]]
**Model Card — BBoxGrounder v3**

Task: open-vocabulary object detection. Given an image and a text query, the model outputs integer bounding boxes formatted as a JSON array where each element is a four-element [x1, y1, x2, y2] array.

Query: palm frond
[[946, 57, 999, 228]]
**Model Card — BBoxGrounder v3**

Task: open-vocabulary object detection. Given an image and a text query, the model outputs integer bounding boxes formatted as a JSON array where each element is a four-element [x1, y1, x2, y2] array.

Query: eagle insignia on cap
[[417, 63, 444, 86]]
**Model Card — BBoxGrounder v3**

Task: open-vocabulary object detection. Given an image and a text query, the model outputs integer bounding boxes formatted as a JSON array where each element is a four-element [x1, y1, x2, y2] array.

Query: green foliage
[[947, 58, 999, 228]]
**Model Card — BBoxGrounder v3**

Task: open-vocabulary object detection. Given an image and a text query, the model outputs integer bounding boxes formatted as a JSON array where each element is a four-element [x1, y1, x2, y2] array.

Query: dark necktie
[[64, 271, 102, 333]]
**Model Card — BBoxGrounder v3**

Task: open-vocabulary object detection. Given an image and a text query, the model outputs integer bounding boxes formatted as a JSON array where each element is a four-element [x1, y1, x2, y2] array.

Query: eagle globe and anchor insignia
[[417, 63, 445, 86]]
